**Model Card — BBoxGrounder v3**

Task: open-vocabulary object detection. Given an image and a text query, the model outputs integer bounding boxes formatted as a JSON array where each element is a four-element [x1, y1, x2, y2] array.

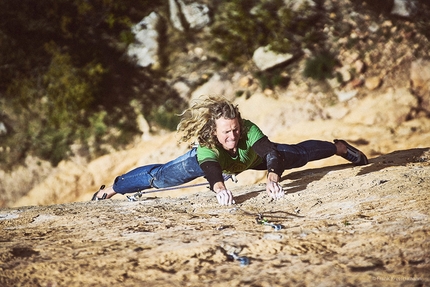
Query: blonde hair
[[177, 96, 244, 149]]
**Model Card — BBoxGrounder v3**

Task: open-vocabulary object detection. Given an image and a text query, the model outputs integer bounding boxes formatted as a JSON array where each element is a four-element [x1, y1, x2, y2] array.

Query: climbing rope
[[126, 174, 238, 202]]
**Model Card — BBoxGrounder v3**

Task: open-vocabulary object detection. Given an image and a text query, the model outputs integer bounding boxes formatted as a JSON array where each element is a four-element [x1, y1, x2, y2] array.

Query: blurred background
[[1, 0, 429, 207]]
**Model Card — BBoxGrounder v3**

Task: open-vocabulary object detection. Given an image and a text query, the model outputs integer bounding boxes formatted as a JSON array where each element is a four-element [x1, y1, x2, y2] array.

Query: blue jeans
[[112, 140, 336, 194]]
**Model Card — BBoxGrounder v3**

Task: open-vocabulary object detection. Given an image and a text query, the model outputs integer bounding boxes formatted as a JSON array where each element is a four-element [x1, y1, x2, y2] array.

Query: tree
[[0, 0, 185, 167]]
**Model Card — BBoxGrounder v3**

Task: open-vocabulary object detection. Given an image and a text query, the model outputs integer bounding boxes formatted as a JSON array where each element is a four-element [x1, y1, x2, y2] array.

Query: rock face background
[[1, 0, 430, 285], [2, 0, 430, 208]]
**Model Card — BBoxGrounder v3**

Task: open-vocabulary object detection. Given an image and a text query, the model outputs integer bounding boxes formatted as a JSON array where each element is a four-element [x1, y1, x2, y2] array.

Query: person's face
[[214, 117, 241, 151]]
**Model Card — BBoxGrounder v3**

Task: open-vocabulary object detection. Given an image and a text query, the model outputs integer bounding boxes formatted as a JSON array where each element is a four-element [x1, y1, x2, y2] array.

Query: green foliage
[[235, 90, 245, 98], [151, 106, 181, 132], [303, 52, 337, 81], [42, 44, 103, 128], [146, 96, 184, 131], [210, 0, 262, 63], [5, 44, 105, 165], [120, 30, 136, 45], [0, 0, 186, 168], [210, 0, 325, 63], [88, 111, 108, 138], [254, 69, 290, 90]]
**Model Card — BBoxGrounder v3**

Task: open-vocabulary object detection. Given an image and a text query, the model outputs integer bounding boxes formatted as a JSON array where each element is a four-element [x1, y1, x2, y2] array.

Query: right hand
[[266, 172, 284, 200], [266, 180, 284, 200], [216, 189, 234, 205]]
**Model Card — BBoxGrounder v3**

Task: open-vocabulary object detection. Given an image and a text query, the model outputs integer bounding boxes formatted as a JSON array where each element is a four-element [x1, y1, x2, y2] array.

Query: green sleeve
[[244, 120, 265, 146], [197, 146, 219, 165]]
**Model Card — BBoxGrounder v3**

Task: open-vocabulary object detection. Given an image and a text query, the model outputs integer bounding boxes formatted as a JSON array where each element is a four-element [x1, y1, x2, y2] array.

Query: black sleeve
[[199, 161, 224, 191], [252, 136, 284, 177]]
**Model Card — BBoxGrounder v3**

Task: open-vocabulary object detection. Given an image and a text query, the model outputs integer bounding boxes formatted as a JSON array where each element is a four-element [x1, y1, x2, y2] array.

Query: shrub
[[5, 44, 105, 166], [209, 0, 325, 64], [210, 0, 262, 63], [254, 69, 290, 90], [303, 52, 337, 81]]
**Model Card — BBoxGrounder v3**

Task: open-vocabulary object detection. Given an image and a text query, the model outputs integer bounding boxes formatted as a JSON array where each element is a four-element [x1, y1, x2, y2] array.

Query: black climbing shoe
[[91, 185, 107, 201], [334, 139, 369, 166]]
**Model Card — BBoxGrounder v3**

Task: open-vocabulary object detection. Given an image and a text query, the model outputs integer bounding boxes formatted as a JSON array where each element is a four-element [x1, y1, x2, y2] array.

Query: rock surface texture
[[0, 149, 429, 286]]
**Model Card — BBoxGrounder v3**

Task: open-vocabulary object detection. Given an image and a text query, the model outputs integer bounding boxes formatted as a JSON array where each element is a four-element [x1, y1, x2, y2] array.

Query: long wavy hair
[[177, 96, 245, 149]]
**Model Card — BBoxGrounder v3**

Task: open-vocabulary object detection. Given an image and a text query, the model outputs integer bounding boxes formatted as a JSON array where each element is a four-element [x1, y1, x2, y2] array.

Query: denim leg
[[112, 164, 162, 194], [276, 140, 336, 170], [112, 148, 205, 194], [151, 148, 205, 188]]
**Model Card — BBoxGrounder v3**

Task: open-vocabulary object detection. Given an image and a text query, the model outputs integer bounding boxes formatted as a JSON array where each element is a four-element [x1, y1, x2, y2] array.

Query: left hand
[[266, 172, 284, 200]]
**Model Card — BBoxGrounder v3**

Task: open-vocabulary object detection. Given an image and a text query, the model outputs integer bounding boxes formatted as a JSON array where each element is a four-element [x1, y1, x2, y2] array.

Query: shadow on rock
[[279, 147, 429, 195]]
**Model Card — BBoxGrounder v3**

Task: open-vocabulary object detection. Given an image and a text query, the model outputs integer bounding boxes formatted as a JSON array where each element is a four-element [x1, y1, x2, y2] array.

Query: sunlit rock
[[127, 12, 160, 68], [252, 46, 294, 71]]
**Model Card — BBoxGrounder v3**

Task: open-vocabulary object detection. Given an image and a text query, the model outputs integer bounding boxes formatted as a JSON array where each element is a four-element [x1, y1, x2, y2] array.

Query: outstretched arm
[[252, 137, 285, 200], [212, 181, 234, 205], [200, 161, 234, 205], [266, 171, 284, 200]]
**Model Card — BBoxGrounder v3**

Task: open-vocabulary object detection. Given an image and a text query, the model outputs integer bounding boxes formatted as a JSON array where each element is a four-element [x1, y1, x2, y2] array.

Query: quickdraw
[[228, 252, 250, 266], [230, 206, 283, 231], [255, 214, 283, 231]]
